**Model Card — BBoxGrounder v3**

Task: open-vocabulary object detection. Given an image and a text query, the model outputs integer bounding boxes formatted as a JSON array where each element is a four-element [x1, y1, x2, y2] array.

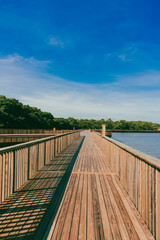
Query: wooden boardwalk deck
[[0, 131, 154, 239]]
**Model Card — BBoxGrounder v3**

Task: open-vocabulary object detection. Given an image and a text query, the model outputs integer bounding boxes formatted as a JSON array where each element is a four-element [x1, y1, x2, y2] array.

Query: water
[[112, 133, 160, 159]]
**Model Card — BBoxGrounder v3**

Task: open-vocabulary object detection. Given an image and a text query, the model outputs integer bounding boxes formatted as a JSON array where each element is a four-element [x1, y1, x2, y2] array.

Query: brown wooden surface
[[0, 135, 55, 144], [0, 135, 83, 239], [0, 131, 80, 204], [0, 131, 155, 239], [0, 132, 75, 144], [93, 131, 160, 239], [47, 131, 154, 240], [0, 129, 76, 135]]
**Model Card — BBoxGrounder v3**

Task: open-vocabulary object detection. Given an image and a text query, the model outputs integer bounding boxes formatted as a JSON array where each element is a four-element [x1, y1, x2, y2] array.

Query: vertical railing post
[[12, 150, 16, 193], [37, 144, 39, 171], [156, 168, 160, 239], [54, 139, 56, 157], [101, 124, 106, 137], [2, 154, 5, 202], [0, 154, 2, 203], [27, 146, 30, 180], [44, 142, 46, 166]]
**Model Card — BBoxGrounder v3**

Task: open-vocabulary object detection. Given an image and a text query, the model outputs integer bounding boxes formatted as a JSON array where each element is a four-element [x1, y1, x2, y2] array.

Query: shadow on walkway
[[0, 136, 85, 240]]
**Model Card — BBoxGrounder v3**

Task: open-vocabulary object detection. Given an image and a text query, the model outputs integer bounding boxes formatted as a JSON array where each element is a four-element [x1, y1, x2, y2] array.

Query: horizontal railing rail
[[0, 134, 55, 143], [0, 134, 54, 137], [0, 129, 51, 134], [0, 129, 78, 134], [0, 131, 81, 204], [93, 131, 160, 240]]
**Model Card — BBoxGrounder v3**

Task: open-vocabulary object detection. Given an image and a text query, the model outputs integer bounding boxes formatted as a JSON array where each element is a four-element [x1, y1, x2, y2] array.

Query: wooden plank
[[151, 167, 156, 237], [156, 169, 160, 240], [5, 152, 8, 199], [111, 175, 153, 240], [50, 174, 77, 239], [95, 174, 113, 239], [91, 174, 104, 240], [87, 174, 95, 240], [107, 175, 140, 239], [2, 154, 6, 202], [78, 174, 87, 240], [45, 173, 77, 239], [114, 175, 154, 240], [60, 174, 80, 239], [69, 174, 84, 239], [0, 154, 2, 203], [7, 152, 11, 197], [101, 175, 129, 240], [145, 163, 149, 226]]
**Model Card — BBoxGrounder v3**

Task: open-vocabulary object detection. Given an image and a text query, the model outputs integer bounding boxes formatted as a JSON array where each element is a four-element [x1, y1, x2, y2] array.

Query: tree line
[[54, 118, 160, 130], [0, 96, 53, 129], [0, 95, 160, 130]]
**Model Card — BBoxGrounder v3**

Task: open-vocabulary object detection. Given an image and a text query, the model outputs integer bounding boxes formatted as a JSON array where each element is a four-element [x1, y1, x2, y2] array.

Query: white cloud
[[48, 36, 64, 48], [118, 54, 132, 62], [115, 70, 160, 87], [106, 43, 138, 62], [0, 54, 160, 123]]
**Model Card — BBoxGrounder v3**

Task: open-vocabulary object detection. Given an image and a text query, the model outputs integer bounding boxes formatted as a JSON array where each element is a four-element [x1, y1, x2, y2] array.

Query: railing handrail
[[0, 130, 81, 154], [0, 134, 54, 137], [94, 131, 160, 169]]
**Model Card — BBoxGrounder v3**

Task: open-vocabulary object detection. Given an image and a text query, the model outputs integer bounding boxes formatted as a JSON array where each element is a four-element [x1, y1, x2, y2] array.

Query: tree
[[106, 118, 114, 129], [0, 95, 54, 129]]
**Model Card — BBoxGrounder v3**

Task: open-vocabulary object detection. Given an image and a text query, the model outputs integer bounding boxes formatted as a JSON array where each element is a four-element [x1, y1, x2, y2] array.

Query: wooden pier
[[0, 130, 159, 239]]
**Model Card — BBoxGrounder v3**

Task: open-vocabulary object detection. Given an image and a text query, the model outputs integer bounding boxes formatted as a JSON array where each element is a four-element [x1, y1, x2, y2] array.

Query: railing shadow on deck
[[0, 136, 85, 240]]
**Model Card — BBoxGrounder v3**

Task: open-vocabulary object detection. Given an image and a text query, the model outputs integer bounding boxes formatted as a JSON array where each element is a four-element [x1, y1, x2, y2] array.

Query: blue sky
[[0, 0, 160, 121]]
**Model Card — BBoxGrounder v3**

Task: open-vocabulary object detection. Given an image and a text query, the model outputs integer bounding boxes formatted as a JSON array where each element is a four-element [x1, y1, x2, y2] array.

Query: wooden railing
[[0, 129, 50, 134], [0, 134, 55, 143], [0, 131, 80, 204], [0, 129, 76, 134], [93, 131, 160, 240]]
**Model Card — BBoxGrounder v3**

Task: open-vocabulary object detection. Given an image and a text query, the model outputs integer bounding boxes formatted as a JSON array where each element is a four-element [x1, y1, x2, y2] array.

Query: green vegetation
[[0, 96, 54, 129], [54, 118, 160, 130], [0, 95, 160, 130]]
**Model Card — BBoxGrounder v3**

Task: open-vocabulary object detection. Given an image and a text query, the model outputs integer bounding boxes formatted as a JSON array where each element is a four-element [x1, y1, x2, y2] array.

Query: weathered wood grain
[[0, 131, 80, 204], [49, 131, 154, 240], [93, 131, 159, 239], [0, 135, 83, 240], [0, 130, 156, 240]]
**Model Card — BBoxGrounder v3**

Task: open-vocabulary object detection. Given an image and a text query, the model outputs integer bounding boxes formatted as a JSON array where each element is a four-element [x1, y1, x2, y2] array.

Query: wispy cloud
[[48, 36, 64, 48], [0, 54, 160, 122], [106, 44, 138, 62], [116, 70, 160, 87], [0, 54, 51, 69], [118, 54, 132, 62]]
